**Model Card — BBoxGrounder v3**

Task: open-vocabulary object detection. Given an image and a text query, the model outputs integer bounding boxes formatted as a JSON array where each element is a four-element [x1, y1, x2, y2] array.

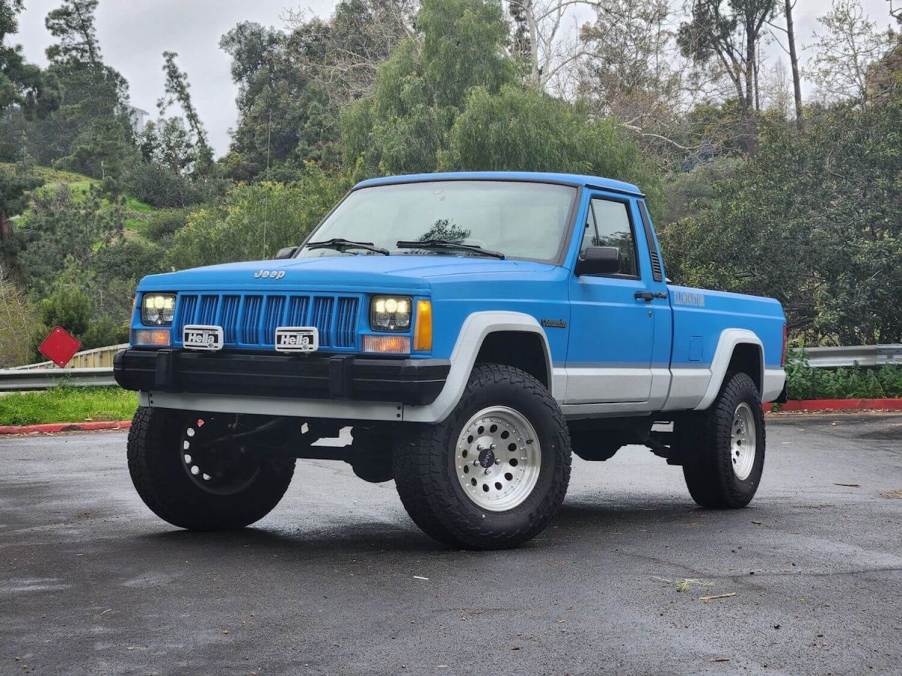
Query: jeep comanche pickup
[[115, 172, 786, 549]]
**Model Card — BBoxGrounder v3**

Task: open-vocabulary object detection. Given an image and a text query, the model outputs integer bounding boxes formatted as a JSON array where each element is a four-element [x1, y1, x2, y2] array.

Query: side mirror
[[274, 246, 297, 260], [575, 246, 621, 276]]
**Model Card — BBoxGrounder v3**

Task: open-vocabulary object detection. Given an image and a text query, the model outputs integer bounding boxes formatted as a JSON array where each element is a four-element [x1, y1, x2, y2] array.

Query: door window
[[583, 198, 638, 277]]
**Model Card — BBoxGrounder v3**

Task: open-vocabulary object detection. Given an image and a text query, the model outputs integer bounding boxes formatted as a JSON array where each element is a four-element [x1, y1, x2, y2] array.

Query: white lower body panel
[[141, 391, 405, 422], [762, 368, 786, 402]]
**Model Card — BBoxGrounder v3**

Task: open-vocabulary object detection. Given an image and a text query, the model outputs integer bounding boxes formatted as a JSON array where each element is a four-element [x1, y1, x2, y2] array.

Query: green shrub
[[0, 274, 40, 368], [121, 161, 223, 208], [144, 208, 190, 241], [785, 350, 902, 400], [167, 166, 350, 269], [38, 283, 92, 337]]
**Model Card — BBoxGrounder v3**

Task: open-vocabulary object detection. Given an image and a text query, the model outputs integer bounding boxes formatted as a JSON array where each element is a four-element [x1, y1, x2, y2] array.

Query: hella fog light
[[141, 293, 176, 325], [370, 295, 412, 331]]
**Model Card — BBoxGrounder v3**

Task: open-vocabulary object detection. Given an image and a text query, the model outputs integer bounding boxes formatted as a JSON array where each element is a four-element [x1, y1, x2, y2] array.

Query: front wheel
[[127, 407, 296, 530], [393, 364, 571, 550], [682, 372, 765, 508]]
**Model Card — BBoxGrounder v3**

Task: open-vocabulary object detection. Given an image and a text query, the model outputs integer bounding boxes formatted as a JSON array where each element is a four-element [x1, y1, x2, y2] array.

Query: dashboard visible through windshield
[[298, 181, 577, 263]]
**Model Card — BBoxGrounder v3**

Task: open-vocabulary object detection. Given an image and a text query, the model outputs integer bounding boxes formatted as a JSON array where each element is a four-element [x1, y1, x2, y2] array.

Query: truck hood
[[139, 254, 563, 293]]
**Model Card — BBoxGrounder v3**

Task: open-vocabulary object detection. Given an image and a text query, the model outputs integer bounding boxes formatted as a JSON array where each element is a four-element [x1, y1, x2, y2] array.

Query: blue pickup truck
[[115, 172, 786, 549]]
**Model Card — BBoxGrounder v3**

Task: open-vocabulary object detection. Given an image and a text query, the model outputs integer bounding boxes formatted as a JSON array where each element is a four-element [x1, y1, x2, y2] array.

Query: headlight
[[141, 293, 176, 325], [370, 295, 412, 331]]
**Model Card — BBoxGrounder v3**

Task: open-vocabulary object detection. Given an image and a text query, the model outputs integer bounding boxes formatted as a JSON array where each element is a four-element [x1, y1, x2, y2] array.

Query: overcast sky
[[12, 0, 898, 157]]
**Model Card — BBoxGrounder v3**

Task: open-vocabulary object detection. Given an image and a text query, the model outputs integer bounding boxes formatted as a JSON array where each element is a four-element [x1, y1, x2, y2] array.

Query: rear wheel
[[127, 407, 296, 530], [393, 363, 571, 550], [682, 372, 765, 508]]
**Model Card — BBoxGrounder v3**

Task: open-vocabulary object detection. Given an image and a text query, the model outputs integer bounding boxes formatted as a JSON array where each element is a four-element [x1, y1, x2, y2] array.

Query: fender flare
[[694, 329, 764, 411], [403, 311, 553, 423]]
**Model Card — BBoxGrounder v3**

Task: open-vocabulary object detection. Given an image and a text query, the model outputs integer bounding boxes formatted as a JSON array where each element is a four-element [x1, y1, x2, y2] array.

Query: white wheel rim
[[454, 406, 542, 512], [730, 402, 757, 480]]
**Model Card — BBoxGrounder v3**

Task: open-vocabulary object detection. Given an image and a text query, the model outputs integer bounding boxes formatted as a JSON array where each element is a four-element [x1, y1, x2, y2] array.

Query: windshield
[[298, 181, 577, 263]]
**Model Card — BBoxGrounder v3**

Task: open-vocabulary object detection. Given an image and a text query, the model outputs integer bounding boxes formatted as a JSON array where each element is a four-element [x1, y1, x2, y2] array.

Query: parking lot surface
[[1, 414, 901, 675]]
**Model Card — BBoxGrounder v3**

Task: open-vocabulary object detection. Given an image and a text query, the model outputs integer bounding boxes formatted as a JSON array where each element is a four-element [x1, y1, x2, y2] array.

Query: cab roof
[[353, 171, 643, 197]]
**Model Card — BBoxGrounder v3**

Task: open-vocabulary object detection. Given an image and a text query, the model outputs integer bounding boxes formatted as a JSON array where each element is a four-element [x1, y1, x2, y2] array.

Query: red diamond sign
[[38, 326, 82, 368]]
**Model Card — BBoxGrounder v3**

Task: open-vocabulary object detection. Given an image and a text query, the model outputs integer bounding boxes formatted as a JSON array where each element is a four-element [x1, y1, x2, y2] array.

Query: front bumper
[[114, 349, 450, 406]]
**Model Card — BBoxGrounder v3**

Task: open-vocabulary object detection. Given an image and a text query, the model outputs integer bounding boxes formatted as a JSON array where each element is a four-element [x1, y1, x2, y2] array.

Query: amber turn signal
[[414, 300, 432, 351], [133, 329, 171, 347], [363, 334, 411, 354]]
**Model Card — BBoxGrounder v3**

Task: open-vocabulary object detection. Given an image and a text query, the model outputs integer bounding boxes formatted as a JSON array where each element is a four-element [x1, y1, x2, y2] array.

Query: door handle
[[634, 291, 668, 302]]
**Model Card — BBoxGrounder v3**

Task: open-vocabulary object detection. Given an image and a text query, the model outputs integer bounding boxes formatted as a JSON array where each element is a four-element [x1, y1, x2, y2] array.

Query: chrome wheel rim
[[454, 406, 542, 512], [730, 402, 757, 480]]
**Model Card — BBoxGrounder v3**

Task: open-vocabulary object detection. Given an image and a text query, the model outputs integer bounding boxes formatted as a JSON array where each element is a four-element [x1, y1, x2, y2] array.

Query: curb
[[769, 398, 902, 413], [0, 420, 132, 435]]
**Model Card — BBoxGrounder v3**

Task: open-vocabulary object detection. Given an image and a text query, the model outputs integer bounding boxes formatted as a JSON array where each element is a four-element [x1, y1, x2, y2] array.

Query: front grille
[[173, 293, 360, 350]]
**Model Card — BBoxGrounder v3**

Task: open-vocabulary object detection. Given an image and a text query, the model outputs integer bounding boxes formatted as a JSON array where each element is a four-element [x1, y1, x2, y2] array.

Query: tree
[[286, 0, 415, 106], [864, 16, 901, 104], [158, 51, 213, 174], [17, 185, 122, 299], [508, 0, 532, 67], [418, 0, 511, 107], [0, 167, 42, 240], [783, 0, 803, 127], [0, 0, 50, 116], [0, 264, 38, 367], [45, 0, 101, 68], [659, 92, 902, 344], [677, 0, 778, 149], [506, 0, 592, 93], [33, 0, 135, 179], [221, 2, 414, 179], [341, 0, 513, 174], [806, 0, 893, 106], [220, 21, 327, 178], [138, 118, 196, 175], [578, 0, 684, 157], [764, 0, 804, 127], [16, 182, 162, 348], [446, 84, 660, 202]]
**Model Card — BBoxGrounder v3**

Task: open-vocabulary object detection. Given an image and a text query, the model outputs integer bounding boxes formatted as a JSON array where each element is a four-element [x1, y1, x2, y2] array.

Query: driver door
[[564, 194, 657, 403]]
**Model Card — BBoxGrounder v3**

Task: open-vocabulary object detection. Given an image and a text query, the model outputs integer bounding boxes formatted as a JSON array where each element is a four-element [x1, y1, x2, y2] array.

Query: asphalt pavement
[[1, 414, 901, 675]]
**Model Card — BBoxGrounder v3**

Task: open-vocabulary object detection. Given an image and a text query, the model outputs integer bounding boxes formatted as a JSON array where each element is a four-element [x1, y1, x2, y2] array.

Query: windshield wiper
[[396, 239, 506, 260], [305, 238, 390, 256]]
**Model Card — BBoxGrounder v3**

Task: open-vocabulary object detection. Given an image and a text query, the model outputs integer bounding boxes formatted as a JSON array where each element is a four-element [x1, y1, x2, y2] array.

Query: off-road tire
[[127, 407, 296, 530], [682, 372, 765, 508], [393, 363, 571, 550]]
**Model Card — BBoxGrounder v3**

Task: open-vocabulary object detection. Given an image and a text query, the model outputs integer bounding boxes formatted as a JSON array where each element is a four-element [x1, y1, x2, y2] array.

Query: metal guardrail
[[0, 344, 899, 393], [801, 344, 901, 368], [0, 367, 117, 392]]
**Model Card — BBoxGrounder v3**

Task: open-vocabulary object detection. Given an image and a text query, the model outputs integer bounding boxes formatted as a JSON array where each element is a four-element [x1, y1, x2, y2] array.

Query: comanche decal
[[672, 290, 705, 307]]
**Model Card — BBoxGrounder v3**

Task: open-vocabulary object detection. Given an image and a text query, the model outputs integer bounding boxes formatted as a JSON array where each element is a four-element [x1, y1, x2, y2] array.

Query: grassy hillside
[[2, 162, 158, 234]]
